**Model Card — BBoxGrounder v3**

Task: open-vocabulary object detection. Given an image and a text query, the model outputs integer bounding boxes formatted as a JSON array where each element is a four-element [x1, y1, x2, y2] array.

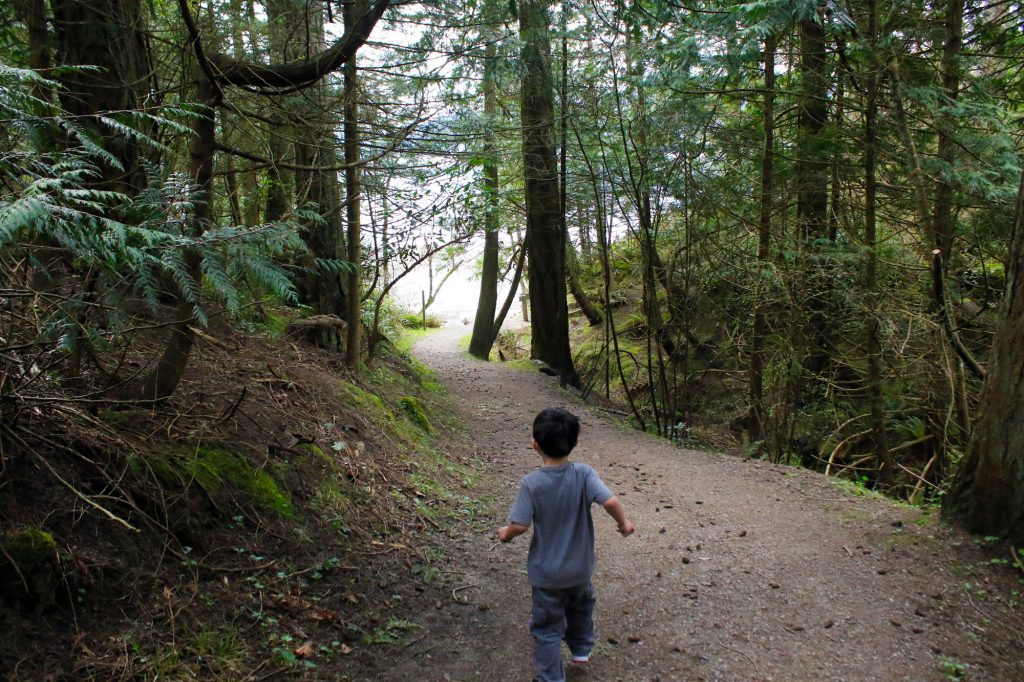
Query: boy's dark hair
[[533, 408, 580, 458]]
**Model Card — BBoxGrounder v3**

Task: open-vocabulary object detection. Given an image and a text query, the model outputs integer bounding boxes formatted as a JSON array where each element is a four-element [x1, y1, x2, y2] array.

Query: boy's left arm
[[497, 522, 529, 543], [499, 480, 533, 542]]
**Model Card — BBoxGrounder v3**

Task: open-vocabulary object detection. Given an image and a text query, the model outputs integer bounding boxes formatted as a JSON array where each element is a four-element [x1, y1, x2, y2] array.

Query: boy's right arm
[[602, 495, 635, 536], [497, 522, 529, 543]]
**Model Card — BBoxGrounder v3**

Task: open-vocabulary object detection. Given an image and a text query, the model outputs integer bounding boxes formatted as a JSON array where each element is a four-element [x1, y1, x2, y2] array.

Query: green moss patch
[[0, 528, 59, 614], [338, 381, 392, 419], [399, 396, 432, 434], [189, 447, 293, 518], [175, 445, 294, 519]]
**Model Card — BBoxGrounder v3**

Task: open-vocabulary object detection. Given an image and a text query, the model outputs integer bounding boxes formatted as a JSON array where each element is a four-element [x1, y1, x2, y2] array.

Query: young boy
[[497, 407, 635, 682]]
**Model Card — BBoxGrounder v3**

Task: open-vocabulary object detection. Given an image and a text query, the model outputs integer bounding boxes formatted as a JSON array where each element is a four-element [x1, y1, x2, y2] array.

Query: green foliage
[[0, 67, 315, 389], [938, 655, 967, 681], [399, 311, 443, 329], [1011, 547, 1024, 577], [362, 618, 420, 645]]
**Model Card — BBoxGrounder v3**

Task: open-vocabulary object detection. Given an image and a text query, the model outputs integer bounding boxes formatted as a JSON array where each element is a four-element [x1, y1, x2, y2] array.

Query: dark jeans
[[530, 582, 596, 682]]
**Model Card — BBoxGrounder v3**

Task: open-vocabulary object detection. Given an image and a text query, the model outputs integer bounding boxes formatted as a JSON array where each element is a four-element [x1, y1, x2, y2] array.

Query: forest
[[2, 0, 1024, 679]]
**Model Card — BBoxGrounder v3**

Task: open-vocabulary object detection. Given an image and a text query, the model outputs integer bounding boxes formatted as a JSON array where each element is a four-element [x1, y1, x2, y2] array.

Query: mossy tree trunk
[[943, 171, 1024, 545]]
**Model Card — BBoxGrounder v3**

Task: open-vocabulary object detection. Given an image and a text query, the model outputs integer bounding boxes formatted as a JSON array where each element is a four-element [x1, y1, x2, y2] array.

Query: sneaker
[[570, 653, 591, 664]]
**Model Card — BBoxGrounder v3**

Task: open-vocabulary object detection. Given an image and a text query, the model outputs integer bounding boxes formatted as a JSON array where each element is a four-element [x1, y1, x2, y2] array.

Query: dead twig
[[216, 386, 247, 423], [716, 637, 760, 672], [451, 583, 475, 601]]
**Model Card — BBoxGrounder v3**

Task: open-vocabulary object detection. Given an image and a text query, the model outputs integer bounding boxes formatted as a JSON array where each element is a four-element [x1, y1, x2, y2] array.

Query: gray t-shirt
[[508, 461, 614, 589]]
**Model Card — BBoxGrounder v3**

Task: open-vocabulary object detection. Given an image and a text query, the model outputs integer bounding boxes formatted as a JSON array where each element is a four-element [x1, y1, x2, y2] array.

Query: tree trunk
[[557, 1, 600, 330], [50, 0, 151, 192], [749, 33, 775, 448], [118, 77, 217, 402], [932, 0, 963, 256], [943, 170, 1024, 545], [293, 0, 347, 318], [207, 0, 388, 89], [15, 0, 50, 101], [489, 244, 527, 349], [567, 241, 603, 326], [865, 0, 893, 482], [469, 33, 501, 360], [264, 122, 290, 223], [796, 10, 831, 377], [519, 0, 578, 387], [343, 0, 369, 370]]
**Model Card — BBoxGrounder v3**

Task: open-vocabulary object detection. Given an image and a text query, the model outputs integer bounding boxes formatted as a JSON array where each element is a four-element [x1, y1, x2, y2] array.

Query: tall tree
[[795, 4, 831, 378], [944, 171, 1024, 545], [519, 0, 578, 386], [293, 1, 348, 319], [132, 0, 388, 401], [931, 0, 964, 257], [748, 32, 776, 449], [559, 0, 601, 328], [344, 0, 370, 369], [469, 3, 503, 359], [863, 0, 892, 482]]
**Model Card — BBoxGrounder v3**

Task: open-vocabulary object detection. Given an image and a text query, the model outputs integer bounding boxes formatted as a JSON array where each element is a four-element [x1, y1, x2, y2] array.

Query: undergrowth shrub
[[0, 66, 333, 405]]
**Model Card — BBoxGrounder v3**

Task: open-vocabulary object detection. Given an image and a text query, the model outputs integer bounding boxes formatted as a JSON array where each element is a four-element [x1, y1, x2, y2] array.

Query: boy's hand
[[497, 522, 529, 543], [617, 521, 636, 537]]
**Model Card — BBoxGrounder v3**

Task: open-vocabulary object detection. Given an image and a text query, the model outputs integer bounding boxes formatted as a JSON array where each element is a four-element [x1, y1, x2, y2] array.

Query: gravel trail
[[372, 327, 1024, 682]]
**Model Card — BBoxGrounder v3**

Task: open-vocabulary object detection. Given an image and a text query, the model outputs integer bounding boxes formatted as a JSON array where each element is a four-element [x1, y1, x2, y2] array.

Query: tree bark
[[865, 0, 893, 483], [50, 0, 151, 192], [15, 0, 50, 101], [343, 0, 369, 370], [519, 0, 578, 387], [749, 33, 775, 448], [207, 0, 389, 89], [558, 0, 600, 330], [293, 0, 347, 318], [263, 119, 290, 222], [489, 244, 527, 350], [943, 170, 1024, 545], [469, 31, 501, 360], [796, 9, 832, 377], [932, 0, 963, 256], [567, 240, 602, 326]]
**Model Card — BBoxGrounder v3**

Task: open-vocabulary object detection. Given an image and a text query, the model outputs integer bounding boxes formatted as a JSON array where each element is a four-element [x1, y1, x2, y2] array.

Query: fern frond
[[62, 120, 124, 171], [316, 258, 355, 275], [201, 251, 241, 312], [98, 114, 170, 153]]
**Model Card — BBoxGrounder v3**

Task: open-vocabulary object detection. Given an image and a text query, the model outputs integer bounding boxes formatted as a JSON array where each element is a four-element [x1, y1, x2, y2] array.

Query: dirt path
[[372, 328, 1023, 681]]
